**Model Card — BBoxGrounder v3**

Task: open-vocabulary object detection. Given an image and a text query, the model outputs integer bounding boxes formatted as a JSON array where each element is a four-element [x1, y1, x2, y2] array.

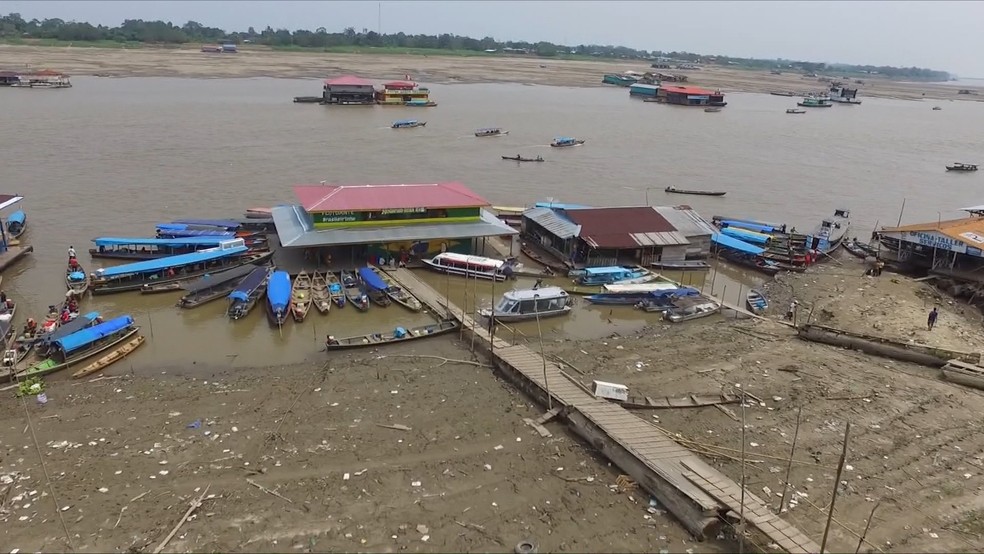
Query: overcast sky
[[5, 1, 978, 76]]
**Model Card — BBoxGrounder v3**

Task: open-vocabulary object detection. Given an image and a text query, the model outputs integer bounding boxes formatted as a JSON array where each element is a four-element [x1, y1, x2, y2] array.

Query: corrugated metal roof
[[324, 75, 373, 87], [522, 207, 581, 239], [565, 207, 689, 249], [653, 206, 717, 237], [272, 205, 516, 248], [294, 182, 490, 212]]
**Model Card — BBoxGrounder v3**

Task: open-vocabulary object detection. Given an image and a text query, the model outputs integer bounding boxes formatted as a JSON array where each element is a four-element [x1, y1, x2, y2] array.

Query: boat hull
[[480, 306, 572, 322], [422, 259, 509, 282], [326, 320, 459, 351], [94, 251, 273, 295], [72, 335, 145, 379], [20, 326, 140, 379]]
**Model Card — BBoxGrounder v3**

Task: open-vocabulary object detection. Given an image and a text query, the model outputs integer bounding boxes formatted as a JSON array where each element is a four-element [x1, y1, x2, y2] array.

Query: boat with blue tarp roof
[[571, 266, 653, 286], [90, 239, 263, 295], [392, 119, 426, 129], [716, 219, 778, 234], [586, 286, 700, 306], [550, 137, 585, 147], [266, 270, 291, 326], [66, 257, 89, 294], [325, 320, 459, 350], [720, 227, 771, 245], [475, 127, 508, 137], [20, 314, 139, 378], [228, 266, 270, 320], [6, 210, 26, 239], [358, 266, 392, 307], [157, 227, 237, 239], [90, 236, 236, 260], [169, 219, 241, 230], [175, 264, 260, 308]]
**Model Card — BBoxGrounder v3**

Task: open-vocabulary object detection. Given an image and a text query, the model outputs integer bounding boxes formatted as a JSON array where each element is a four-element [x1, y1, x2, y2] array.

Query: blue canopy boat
[[22, 315, 139, 378], [228, 266, 271, 320], [392, 119, 426, 129], [358, 267, 391, 307], [716, 219, 779, 234], [586, 286, 700, 306], [550, 137, 585, 148], [720, 227, 771, 245], [266, 270, 291, 326], [36, 311, 101, 346], [156, 224, 238, 239], [90, 236, 232, 260], [170, 219, 241, 231], [575, 266, 652, 286], [90, 239, 256, 295], [6, 210, 25, 239]]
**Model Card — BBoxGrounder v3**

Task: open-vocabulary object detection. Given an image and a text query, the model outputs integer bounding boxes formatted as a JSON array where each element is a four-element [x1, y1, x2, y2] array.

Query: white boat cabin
[[481, 286, 572, 321], [425, 252, 522, 281]]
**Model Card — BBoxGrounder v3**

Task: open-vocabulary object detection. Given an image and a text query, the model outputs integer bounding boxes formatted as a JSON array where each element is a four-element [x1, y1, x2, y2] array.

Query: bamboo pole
[[778, 406, 803, 513], [855, 502, 880, 554], [821, 421, 852, 553], [739, 389, 747, 554]]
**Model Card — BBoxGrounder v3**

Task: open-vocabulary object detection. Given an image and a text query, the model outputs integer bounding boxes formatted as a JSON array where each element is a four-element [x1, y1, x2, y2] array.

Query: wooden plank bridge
[[385, 268, 821, 553]]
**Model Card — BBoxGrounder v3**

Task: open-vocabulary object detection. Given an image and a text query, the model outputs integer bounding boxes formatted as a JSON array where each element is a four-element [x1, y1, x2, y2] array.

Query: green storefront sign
[[312, 206, 481, 227]]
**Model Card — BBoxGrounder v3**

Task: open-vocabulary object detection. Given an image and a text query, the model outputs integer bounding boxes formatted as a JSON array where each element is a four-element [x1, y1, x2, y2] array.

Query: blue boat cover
[[394, 119, 416, 125], [721, 227, 769, 245], [54, 315, 134, 354], [68, 271, 86, 281], [329, 283, 342, 293], [534, 201, 590, 210], [93, 237, 229, 247], [171, 219, 241, 230], [583, 266, 639, 276], [158, 229, 237, 238], [555, 137, 574, 142], [228, 266, 268, 302], [720, 219, 776, 234], [42, 312, 100, 343], [156, 223, 190, 231], [266, 271, 291, 312], [96, 244, 248, 278], [358, 267, 389, 292], [712, 233, 765, 255], [7, 210, 25, 224]]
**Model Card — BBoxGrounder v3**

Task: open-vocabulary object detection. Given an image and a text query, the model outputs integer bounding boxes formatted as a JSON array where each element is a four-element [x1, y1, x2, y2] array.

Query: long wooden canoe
[[72, 335, 145, 379]]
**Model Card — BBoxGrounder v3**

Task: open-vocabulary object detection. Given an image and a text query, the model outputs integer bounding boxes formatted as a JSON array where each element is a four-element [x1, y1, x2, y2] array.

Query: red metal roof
[[661, 85, 717, 95], [294, 183, 490, 212], [564, 207, 682, 249], [324, 75, 374, 87], [382, 80, 416, 89]]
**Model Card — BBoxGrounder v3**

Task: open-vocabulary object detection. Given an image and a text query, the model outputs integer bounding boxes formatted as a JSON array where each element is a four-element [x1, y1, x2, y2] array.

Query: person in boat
[[68, 245, 76, 260], [69, 257, 80, 271], [533, 278, 543, 290], [536, 156, 543, 161], [166, 267, 176, 278], [0, 291, 6, 305], [326, 335, 339, 346], [24, 317, 37, 336], [394, 327, 408, 339]]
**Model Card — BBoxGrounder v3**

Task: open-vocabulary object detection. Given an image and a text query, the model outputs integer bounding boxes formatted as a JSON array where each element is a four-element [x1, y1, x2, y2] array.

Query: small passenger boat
[[946, 162, 978, 172], [786, 108, 806, 114], [550, 137, 585, 147], [357, 267, 392, 307], [89, 237, 236, 260], [405, 99, 437, 107], [587, 285, 698, 306], [341, 270, 370, 311], [66, 259, 89, 295], [797, 97, 833, 108], [176, 264, 257, 309], [843, 239, 879, 259], [228, 266, 270, 320], [325, 320, 459, 351], [665, 186, 727, 197], [6, 210, 26, 240], [932, 106, 942, 111], [573, 266, 653, 286], [665, 298, 721, 322], [771, 91, 795, 97], [392, 119, 426, 129], [501, 155, 544, 162], [326, 271, 346, 308], [311, 271, 332, 314], [423, 252, 522, 282], [704, 107, 722, 113], [479, 286, 573, 322], [266, 270, 291, 326], [476, 128, 509, 137], [650, 260, 711, 271], [291, 270, 313, 322], [71, 335, 145, 379], [368, 266, 422, 312], [746, 289, 768, 314], [20, 315, 140, 378]]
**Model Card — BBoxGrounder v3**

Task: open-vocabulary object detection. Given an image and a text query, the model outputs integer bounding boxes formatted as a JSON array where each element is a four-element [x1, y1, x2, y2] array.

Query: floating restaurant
[[521, 204, 715, 267], [0, 69, 72, 88], [271, 182, 517, 268], [656, 85, 726, 107], [375, 80, 433, 106], [876, 205, 984, 283], [322, 75, 377, 105], [629, 83, 660, 98]]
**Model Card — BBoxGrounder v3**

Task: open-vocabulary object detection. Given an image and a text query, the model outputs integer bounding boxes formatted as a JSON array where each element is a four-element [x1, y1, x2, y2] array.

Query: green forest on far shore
[[0, 12, 952, 81]]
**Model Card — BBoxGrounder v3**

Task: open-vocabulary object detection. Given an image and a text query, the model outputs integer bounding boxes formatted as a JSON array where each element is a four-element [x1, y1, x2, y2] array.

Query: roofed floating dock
[[382, 267, 820, 552]]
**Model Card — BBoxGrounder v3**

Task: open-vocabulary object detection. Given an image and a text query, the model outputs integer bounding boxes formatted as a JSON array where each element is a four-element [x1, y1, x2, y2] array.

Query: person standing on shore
[[927, 307, 939, 331]]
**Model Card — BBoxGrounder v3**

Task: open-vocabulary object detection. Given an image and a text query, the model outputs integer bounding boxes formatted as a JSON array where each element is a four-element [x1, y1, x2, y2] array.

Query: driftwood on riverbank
[[797, 324, 980, 368]]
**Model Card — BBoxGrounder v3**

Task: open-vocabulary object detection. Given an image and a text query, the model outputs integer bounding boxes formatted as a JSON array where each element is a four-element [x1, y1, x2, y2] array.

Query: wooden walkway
[[386, 268, 820, 552]]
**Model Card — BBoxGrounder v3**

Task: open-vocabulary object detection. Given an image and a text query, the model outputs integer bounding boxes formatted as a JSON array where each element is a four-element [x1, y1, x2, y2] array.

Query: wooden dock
[[0, 245, 33, 273], [385, 268, 820, 552]]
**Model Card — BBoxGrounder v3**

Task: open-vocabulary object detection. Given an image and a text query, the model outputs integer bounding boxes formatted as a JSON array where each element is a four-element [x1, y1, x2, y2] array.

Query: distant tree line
[[0, 12, 951, 81]]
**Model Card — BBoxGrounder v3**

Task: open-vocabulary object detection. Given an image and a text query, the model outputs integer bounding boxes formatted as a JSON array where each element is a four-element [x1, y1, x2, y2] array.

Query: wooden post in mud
[[738, 389, 747, 554], [855, 501, 879, 554], [489, 275, 496, 353], [778, 406, 803, 513], [736, 284, 743, 319], [459, 272, 467, 341], [470, 269, 478, 352], [533, 293, 552, 410], [820, 421, 852, 553]]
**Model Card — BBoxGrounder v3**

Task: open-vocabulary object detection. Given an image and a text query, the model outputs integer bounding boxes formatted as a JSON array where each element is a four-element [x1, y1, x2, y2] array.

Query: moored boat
[[946, 162, 978, 172], [341, 270, 370, 311], [358, 267, 392, 307], [786, 108, 806, 114], [501, 155, 544, 162], [369, 266, 422, 312], [326, 271, 346, 308], [843, 238, 879, 259], [176, 263, 258, 309], [325, 320, 460, 351], [311, 271, 332, 314], [392, 119, 426, 129], [291, 270, 313, 322], [665, 186, 726, 197], [771, 91, 795, 97], [405, 99, 437, 107], [89, 236, 244, 260], [587, 286, 699, 306], [479, 286, 573, 322], [422, 252, 522, 282], [228, 266, 270, 320], [650, 260, 711, 271], [550, 137, 585, 147], [6, 210, 26, 240], [476, 128, 508, 137], [807, 208, 851, 255], [573, 266, 653, 286], [746, 289, 768, 314], [665, 297, 721, 322], [66, 258, 89, 295], [704, 107, 722, 113], [20, 315, 140, 379], [266, 270, 291, 326], [71, 335, 146, 379], [797, 97, 833, 108]]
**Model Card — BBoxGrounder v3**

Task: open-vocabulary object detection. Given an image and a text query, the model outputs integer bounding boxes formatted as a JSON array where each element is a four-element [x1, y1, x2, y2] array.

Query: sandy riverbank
[[4, 249, 984, 552], [1, 44, 980, 102]]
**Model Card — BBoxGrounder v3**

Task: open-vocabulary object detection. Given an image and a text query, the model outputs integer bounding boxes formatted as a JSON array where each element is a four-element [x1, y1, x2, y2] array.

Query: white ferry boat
[[479, 286, 573, 322], [422, 252, 523, 282]]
